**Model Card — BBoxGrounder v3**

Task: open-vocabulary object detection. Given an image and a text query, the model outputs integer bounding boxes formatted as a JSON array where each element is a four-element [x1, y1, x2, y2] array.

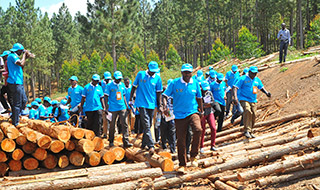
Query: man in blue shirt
[[129, 61, 163, 154], [225, 65, 240, 117], [234, 66, 271, 138], [210, 73, 227, 132], [206, 69, 216, 84], [80, 74, 106, 136], [124, 77, 133, 130], [39, 97, 53, 120], [67, 76, 84, 126], [7, 43, 31, 126], [277, 23, 291, 63], [163, 63, 203, 171], [105, 71, 132, 148], [101, 71, 112, 137]]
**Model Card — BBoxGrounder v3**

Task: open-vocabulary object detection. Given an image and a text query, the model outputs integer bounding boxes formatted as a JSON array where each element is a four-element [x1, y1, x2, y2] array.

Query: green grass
[[51, 91, 68, 100], [280, 67, 288, 72]]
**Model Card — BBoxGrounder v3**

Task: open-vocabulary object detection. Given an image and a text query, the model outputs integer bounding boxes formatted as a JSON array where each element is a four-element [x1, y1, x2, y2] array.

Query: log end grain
[[12, 149, 24, 161], [1, 138, 16, 152], [84, 130, 95, 140], [112, 147, 125, 161], [22, 142, 37, 154], [58, 155, 69, 168], [16, 134, 27, 146], [32, 148, 47, 161], [65, 140, 76, 151], [50, 140, 65, 153], [58, 129, 71, 143], [86, 151, 101, 166], [72, 128, 85, 139], [161, 158, 174, 172], [100, 149, 116, 165], [0, 150, 8, 162], [43, 154, 58, 169], [23, 158, 39, 170], [8, 160, 22, 171], [38, 136, 52, 149], [0, 162, 8, 176], [93, 137, 104, 151], [69, 151, 85, 166]]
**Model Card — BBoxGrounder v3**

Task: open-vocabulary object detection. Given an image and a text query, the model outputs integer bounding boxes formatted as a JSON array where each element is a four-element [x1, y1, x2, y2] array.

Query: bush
[[306, 14, 320, 48], [236, 26, 264, 60], [208, 38, 232, 64], [165, 44, 183, 69]]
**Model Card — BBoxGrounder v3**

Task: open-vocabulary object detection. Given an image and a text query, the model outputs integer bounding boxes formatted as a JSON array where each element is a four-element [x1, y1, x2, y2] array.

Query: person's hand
[[266, 92, 271, 98], [163, 108, 170, 117]]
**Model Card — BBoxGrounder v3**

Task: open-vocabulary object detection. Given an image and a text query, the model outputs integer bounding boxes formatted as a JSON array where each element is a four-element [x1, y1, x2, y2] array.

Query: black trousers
[[0, 85, 10, 110], [85, 110, 102, 136], [160, 117, 176, 153], [214, 103, 225, 132], [279, 40, 289, 63]]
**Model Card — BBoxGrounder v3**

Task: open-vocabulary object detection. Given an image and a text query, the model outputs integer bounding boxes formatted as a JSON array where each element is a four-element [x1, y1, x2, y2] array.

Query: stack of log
[[0, 111, 319, 189]]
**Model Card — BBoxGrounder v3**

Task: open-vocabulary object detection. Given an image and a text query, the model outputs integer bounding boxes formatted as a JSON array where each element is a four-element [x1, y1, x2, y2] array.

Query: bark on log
[[65, 140, 75, 151], [0, 122, 19, 139], [0, 150, 8, 162], [23, 157, 39, 170], [254, 111, 309, 128], [42, 154, 57, 169], [237, 151, 320, 182], [83, 129, 95, 140], [153, 135, 320, 189], [57, 155, 69, 169], [281, 160, 320, 174], [0, 162, 8, 176], [85, 151, 101, 166], [50, 140, 65, 153], [1, 138, 16, 152], [99, 149, 116, 165], [75, 139, 95, 154], [256, 167, 320, 187], [146, 153, 174, 172], [3, 168, 163, 190], [15, 133, 27, 146], [92, 137, 104, 151], [32, 148, 47, 161], [125, 147, 147, 162], [8, 160, 22, 171], [225, 181, 246, 190], [81, 177, 153, 190], [0, 128, 4, 142], [69, 151, 84, 166], [20, 127, 52, 149], [22, 142, 37, 154], [12, 149, 24, 161], [214, 180, 237, 190]]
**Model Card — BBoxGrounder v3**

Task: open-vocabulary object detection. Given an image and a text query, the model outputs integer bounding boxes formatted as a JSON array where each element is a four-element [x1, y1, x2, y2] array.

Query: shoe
[[244, 131, 252, 138], [200, 148, 204, 154], [124, 143, 133, 148], [190, 157, 198, 167], [250, 133, 256, 138], [176, 166, 187, 174], [210, 146, 217, 151], [149, 147, 155, 155], [109, 142, 114, 147]]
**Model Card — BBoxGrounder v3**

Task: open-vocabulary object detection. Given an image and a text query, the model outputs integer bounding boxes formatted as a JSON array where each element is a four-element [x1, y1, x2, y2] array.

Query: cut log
[[125, 147, 147, 162], [225, 181, 246, 190], [205, 131, 243, 146], [254, 111, 309, 128], [42, 154, 57, 169], [0, 122, 19, 139], [57, 155, 69, 169], [111, 146, 126, 161], [0, 128, 4, 141], [92, 137, 104, 151], [83, 129, 95, 140], [15, 133, 27, 146], [158, 151, 172, 160], [50, 140, 65, 153], [256, 167, 320, 187], [1, 138, 16, 152], [76, 139, 95, 154], [12, 149, 24, 161], [22, 142, 37, 154], [32, 148, 47, 161], [237, 151, 320, 182], [146, 153, 174, 172], [19, 127, 52, 149], [70, 127, 85, 140], [8, 160, 22, 171], [69, 151, 85, 166], [0, 162, 8, 176], [153, 135, 320, 189], [23, 157, 39, 170], [281, 160, 320, 174], [0, 150, 8, 162], [85, 151, 101, 166], [65, 140, 75, 151], [3, 168, 163, 190], [99, 149, 116, 165], [81, 177, 153, 190], [214, 180, 237, 190]]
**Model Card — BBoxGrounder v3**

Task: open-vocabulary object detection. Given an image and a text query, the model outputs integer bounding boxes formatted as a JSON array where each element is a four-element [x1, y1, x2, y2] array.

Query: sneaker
[[190, 157, 198, 167], [200, 148, 205, 154], [176, 166, 187, 174], [250, 133, 256, 138], [149, 147, 155, 155], [244, 131, 252, 138], [210, 146, 217, 151]]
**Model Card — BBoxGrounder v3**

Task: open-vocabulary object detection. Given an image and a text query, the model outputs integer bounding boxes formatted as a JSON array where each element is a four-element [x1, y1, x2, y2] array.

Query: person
[[205, 72, 209, 79], [277, 23, 291, 63], [159, 79, 176, 153], [101, 71, 112, 137], [129, 61, 163, 154], [206, 70, 216, 84], [29, 101, 40, 120], [39, 97, 53, 120], [80, 74, 106, 136], [162, 63, 203, 171], [0, 50, 12, 114], [124, 78, 133, 130], [200, 81, 217, 153], [105, 71, 132, 148], [194, 70, 205, 83], [233, 66, 271, 138], [225, 65, 240, 117], [54, 99, 70, 122], [51, 100, 59, 122], [7, 43, 30, 126], [22, 104, 31, 116], [210, 73, 226, 132], [67, 76, 83, 126]]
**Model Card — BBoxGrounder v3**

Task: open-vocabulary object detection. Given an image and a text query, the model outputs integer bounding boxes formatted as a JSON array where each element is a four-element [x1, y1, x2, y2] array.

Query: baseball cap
[[217, 73, 224, 81], [209, 70, 217, 78], [249, 66, 259, 73], [69, 76, 78, 81], [51, 100, 58, 105], [35, 98, 42, 103], [60, 99, 67, 105], [243, 67, 249, 74], [10, 43, 24, 52], [31, 101, 39, 107], [209, 66, 213, 71], [181, 63, 193, 72], [92, 74, 100, 81], [201, 81, 210, 91], [44, 97, 51, 103], [26, 104, 31, 108], [114, 71, 123, 80], [232, 65, 238, 72], [104, 71, 112, 79], [148, 61, 160, 73], [197, 70, 203, 77], [0, 50, 10, 57]]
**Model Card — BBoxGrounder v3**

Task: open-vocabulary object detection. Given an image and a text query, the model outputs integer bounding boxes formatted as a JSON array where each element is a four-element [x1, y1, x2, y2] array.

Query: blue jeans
[[139, 108, 155, 149], [231, 102, 244, 121], [8, 84, 27, 126], [279, 40, 289, 63]]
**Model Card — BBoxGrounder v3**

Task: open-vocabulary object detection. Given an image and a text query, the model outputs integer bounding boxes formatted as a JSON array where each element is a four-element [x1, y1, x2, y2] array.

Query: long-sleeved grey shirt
[[277, 28, 291, 43]]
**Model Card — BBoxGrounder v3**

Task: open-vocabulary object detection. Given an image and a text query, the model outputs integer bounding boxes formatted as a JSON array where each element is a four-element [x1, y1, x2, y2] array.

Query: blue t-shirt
[[163, 77, 202, 119], [39, 105, 53, 120], [210, 81, 226, 106], [7, 53, 23, 84], [133, 71, 163, 109], [68, 85, 84, 109], [82, 83, 104, 112], [29, 109, 39, 119], [101, 80, 111, 93], [125, 84, 132, 109], [54, 105, 70, 122], [206, 77, 216, 84], [234, 75, 264, 103], [105, 81, 127, 112], [225, 71, 240, 87]]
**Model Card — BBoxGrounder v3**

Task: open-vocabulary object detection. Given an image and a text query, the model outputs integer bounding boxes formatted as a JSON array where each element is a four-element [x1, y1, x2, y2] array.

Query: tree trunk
[[214, 180, 237, 190], [19, 127, 52, 149], [306, 0, 310, 31], [111, 2, 117, 72], [206, 0, 212, 55], [146, 153, 174, 172], [298, 0, 303, 48], [1, 138, 16, 152], [30, 72, 35, 100], [296, 0, 300, 49]]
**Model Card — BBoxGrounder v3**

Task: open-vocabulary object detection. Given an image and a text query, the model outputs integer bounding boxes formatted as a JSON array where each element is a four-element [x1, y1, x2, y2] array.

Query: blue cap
[[217, 73, 224, 81], [69, 76, 78, 81], [92, 74, 100, 81], [26, 104, 31, 108], [201, 81, 210, 91], [60, 99, 67, 105], [44, 97, 51, 103], [197, 70, 203, 77], [104, 71, 112, 79], [205, 72, 209, 75], [209, 66, 213, 70], [51, 100, 58, 105], [181, 63, 193, 72], [31, 101, 39, 107], [148, 61, 160, 73], [10, 43, 24, 52], [167, 79, 173, 85], [114, 71, 123, 80], [0, 50, 10, 57], [249, 66, 259, 73], [35, 98, 42, 103], [243, 67, 249, 74], [209, 70, 217, 78], [232, 65, 238, 72]]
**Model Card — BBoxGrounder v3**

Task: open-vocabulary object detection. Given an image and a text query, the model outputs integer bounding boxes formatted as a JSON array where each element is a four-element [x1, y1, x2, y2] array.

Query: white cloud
[[40, 0, 94, 18]]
